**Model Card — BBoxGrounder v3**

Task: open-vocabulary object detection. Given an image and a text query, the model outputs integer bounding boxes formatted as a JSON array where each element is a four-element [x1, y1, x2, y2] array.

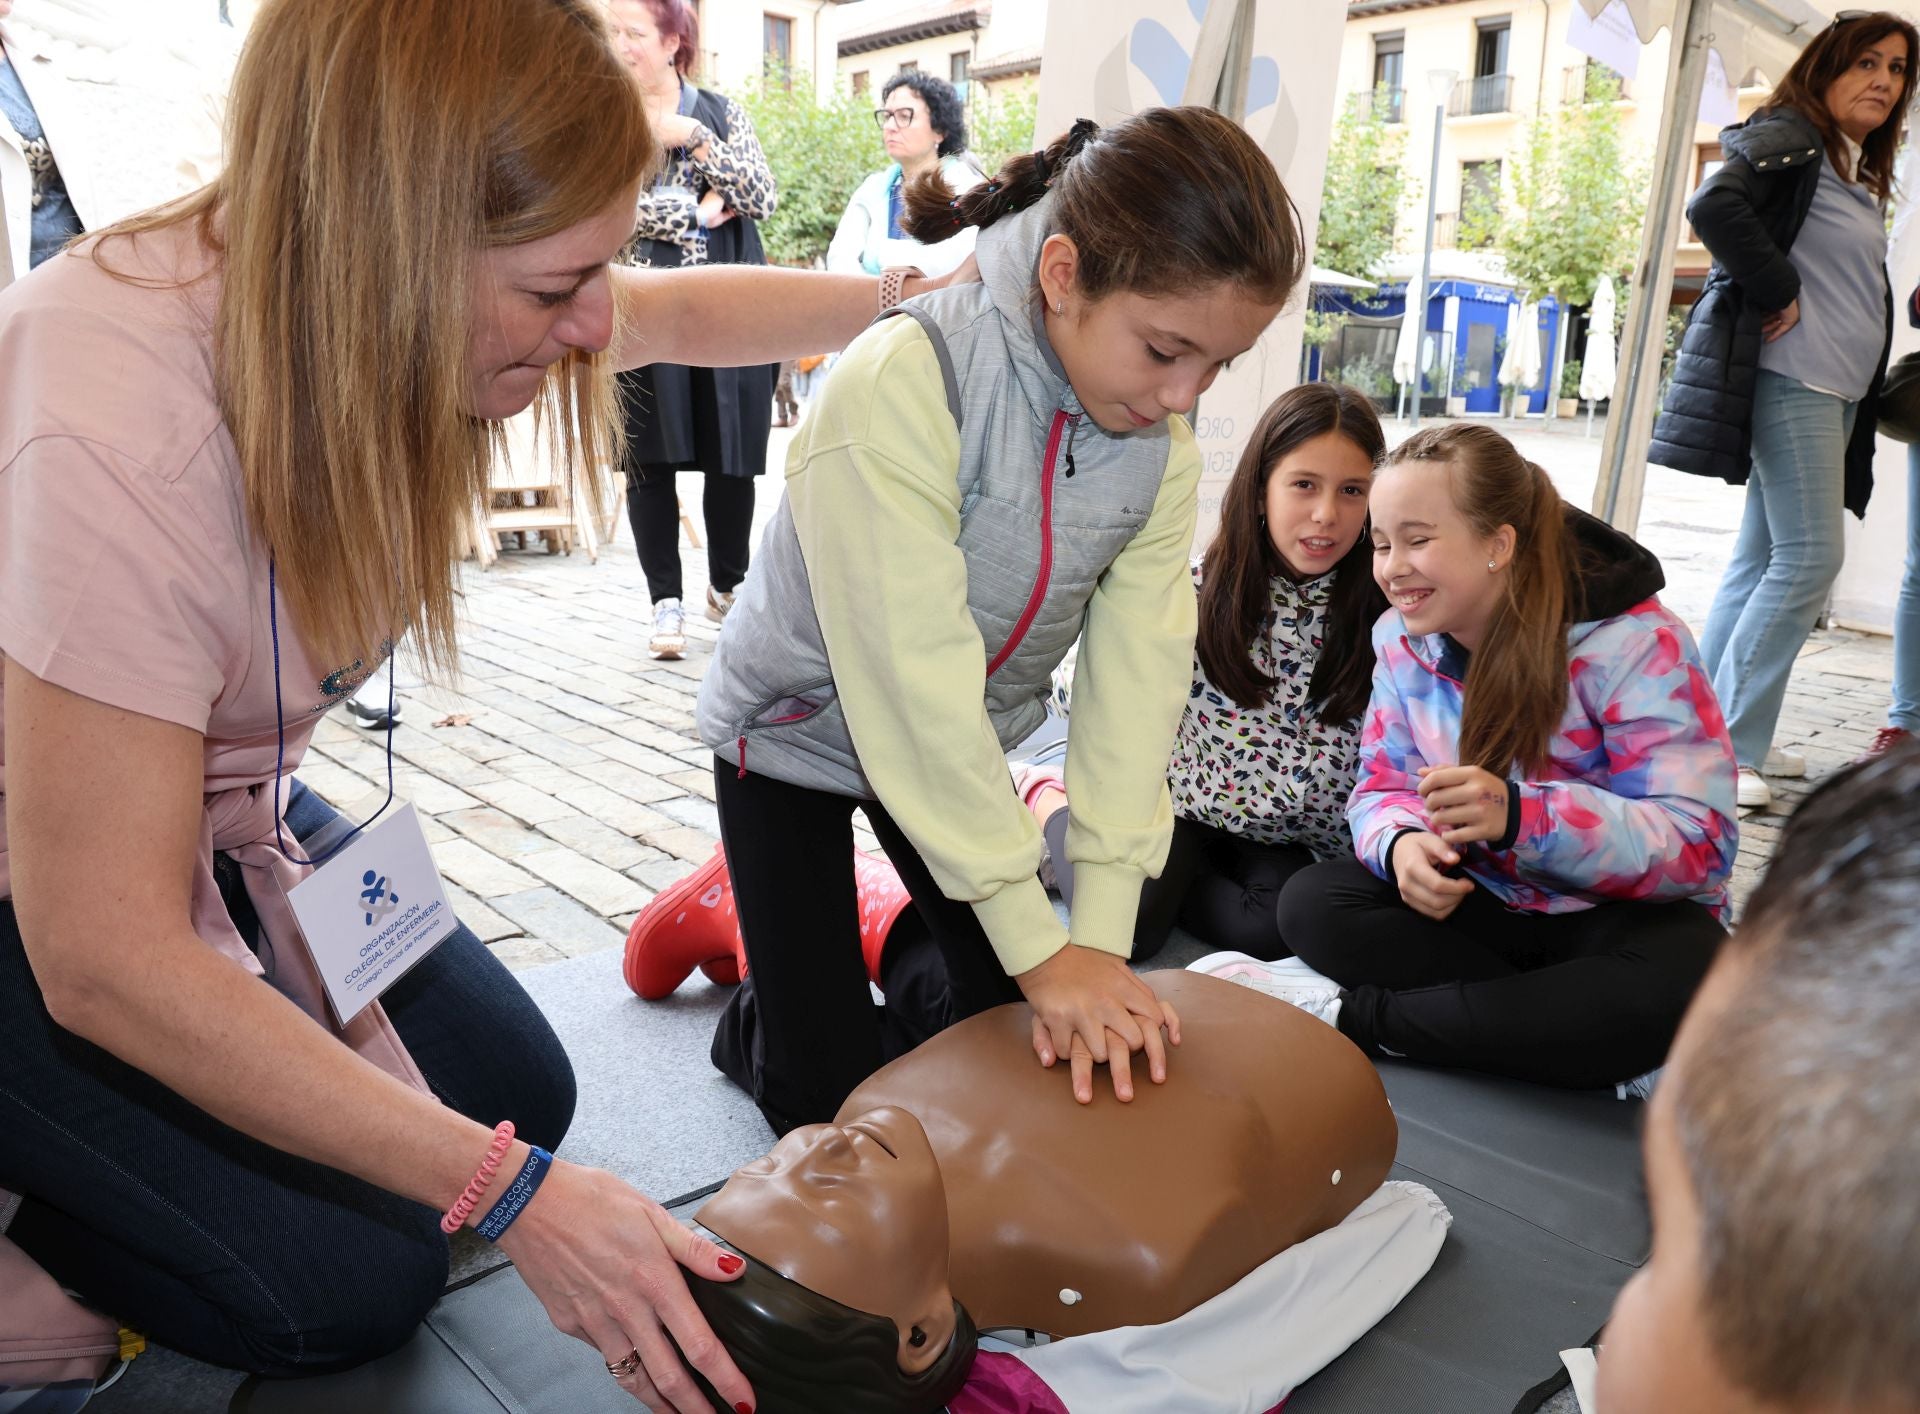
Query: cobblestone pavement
[[302, 420, 1898, 970]]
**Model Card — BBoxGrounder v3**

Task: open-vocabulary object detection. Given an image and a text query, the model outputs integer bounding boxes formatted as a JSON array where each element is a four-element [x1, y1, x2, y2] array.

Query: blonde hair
[[99, 0, 655, 671], [1385, 424, 1570, 776]]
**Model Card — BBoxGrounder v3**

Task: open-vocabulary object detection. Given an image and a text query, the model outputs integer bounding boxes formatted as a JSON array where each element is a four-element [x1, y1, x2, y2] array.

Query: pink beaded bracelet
[[441, 1121, 516, 1234]]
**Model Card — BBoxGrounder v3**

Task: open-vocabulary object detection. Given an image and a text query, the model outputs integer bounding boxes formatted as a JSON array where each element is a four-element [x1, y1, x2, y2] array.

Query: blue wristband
[[475, 1146, 553, 1242]]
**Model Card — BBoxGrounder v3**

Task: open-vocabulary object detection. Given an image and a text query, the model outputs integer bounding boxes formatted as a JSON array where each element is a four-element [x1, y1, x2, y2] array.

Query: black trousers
[[709, 759, 1023, 1137], [1277, 857, 1725, 1089], [624, 465, 755, 605], [1047, 812, 1314, 963]]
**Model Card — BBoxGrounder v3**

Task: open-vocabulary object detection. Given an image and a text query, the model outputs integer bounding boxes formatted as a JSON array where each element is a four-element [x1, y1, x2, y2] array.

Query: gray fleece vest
[[694, 196, 1180, 799]]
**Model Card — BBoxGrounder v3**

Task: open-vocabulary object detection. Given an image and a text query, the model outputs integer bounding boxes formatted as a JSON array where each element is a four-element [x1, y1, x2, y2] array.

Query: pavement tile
[[430, 838, 542, 898], [443, 881, 521, 944], [517, 847, 652, 916], [489, 888, 626, 959], [536, 815, 659, 872], [465, 778, 583, 826]]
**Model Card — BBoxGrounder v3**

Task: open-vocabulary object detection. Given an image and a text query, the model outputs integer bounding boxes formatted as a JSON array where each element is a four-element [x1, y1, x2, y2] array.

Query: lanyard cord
[[269, 555, 396, 866]]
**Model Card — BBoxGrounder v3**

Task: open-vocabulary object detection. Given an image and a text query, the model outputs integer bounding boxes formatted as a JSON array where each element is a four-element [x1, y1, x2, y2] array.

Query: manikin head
[[683, 1107, 976, 1414]]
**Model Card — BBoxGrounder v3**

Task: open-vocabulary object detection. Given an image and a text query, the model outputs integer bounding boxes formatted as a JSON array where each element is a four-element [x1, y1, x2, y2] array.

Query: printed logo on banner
[[360, 869, 401, 927]]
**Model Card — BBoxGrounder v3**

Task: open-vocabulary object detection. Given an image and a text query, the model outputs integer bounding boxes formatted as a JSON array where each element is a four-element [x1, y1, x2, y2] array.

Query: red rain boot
[[854, 849, 915, 986], [623, 846, 745, 999]]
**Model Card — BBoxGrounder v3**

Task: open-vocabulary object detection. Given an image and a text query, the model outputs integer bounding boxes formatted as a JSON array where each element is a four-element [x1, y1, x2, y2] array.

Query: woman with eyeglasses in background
[[827, 71, 985, 281], [1651, 8, 1916, 810]]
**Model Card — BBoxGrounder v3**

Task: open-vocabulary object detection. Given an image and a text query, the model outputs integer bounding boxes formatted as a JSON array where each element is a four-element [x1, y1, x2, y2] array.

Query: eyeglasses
[[874, 106, 918, 129]]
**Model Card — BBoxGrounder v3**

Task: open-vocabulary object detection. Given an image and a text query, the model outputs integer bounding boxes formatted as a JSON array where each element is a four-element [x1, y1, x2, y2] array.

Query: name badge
[[287, 803, 457, 1024]]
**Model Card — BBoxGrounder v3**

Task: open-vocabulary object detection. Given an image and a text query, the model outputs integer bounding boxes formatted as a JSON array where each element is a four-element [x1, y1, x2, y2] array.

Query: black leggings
[[1277, 857, 1724, 1089], [1045, 812, 1314, 963], [625, 465, 756, 605], [709, 760, 1022, 1137]]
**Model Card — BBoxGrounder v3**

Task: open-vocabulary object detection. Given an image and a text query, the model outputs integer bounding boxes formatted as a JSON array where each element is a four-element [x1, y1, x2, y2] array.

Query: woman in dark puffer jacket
[[1650, 11, 1915, 810]]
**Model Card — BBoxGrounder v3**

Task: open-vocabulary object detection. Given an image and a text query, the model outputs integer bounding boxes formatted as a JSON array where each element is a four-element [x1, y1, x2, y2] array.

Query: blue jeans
[[1700, 370, 1858, 767], [0, 781, 574, 1374], [1893, 445, 1920, 730]]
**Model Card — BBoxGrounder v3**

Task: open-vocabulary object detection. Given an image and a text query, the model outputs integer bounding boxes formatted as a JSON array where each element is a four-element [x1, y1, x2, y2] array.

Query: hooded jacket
[[1349, 511, 1738, 921], [695, 193, 1201, 975], [1650, 106, 1890, 517]]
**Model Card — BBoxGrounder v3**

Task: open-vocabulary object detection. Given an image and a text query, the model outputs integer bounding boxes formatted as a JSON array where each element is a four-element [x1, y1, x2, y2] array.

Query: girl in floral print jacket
[[1270, 423, 1737, 1091], [1022, 383, 1389, 962]]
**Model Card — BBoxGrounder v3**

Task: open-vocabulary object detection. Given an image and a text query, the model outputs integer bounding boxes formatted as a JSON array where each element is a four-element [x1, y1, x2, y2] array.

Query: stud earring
[[1053, 302, 1064, 315], [1487, 559, 1498, 572], [909, 1327, 928, 1348]]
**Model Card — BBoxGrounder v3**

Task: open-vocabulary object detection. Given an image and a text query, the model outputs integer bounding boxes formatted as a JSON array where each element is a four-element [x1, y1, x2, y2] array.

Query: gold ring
[[606, 1348, 642, 1378]]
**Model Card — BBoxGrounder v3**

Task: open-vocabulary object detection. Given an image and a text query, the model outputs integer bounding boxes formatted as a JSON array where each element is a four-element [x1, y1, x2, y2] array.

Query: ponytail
[[901, 107, 1304, 306], [1386, 425, 1571, 776], [901, 118, 1100, 241]]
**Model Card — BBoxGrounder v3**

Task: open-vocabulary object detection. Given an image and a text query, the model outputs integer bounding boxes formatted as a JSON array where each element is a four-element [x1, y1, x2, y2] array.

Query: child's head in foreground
[[1598, 738, 1920, 1414]]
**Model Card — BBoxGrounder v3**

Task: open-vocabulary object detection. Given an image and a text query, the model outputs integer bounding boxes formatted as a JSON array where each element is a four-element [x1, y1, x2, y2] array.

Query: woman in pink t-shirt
[[0, 2, 954, 1408]]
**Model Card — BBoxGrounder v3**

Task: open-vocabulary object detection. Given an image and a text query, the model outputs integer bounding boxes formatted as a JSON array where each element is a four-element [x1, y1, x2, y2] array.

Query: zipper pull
[[737, 735, 748, 780], [1063, 414, 1079, 478]]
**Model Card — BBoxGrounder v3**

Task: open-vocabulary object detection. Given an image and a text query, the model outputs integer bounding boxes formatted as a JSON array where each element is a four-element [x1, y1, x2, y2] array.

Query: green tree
[[968, 87, 1039, 173], [1314, 90, 1410, 285], [1466, 70, 1646, 304], [728, 70, 880, 265]]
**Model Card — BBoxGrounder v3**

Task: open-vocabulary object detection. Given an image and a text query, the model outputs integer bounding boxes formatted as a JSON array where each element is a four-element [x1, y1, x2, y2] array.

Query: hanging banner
[[1567, 0, 1643, 79], [1036, 0, 1345, 540]]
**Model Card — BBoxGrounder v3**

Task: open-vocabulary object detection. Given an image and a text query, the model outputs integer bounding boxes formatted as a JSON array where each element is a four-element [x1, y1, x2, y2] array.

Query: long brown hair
[[1385, 424, 1569, 775], [1767, 10, 1918, 199], [901, 107, 1303, 305], [1198, 383, 1385, 725], [96, 0, 654, 672]]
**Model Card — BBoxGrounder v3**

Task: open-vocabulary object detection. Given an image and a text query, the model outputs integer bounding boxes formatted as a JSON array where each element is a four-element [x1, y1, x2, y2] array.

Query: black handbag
[[1877, 350, 1920, 442]]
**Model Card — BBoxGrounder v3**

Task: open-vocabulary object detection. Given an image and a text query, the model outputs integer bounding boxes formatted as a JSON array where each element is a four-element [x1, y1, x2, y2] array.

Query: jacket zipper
[[1401, 634, 1465, 688], [986, 409, 1071, 678], [735, 677, 836, 779]]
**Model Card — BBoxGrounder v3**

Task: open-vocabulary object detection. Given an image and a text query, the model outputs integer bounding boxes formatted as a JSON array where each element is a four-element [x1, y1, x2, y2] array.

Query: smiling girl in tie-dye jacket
[[1268, 424, 1738, 1091]]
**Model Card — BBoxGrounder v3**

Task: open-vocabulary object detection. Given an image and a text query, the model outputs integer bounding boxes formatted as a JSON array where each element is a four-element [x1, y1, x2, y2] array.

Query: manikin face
[[1595, 956, 1771, 1414], [1036, 236, 1283, 436], [1822, 32, 1909, 144], [698, 1106, 956, 1374], [879, 85, 942, 167], [1262, 431, 1374, 581], [466, 185, 638, 421], [606, 0, 679, 93], [1368, 458, 1513, 651]]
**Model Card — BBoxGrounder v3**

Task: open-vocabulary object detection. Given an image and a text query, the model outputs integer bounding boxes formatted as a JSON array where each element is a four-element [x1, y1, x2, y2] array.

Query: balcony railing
[[1347, 86, 1406, 123], [1448, 73, 1513, 117], [1563, 62, 1630, 104], [1431, 211, 1459, 250]]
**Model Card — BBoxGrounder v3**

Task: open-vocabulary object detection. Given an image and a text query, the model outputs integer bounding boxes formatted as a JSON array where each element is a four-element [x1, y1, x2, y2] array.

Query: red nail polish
[[717, 1253, 744, 1274], [736, 1404, 754, 1414]]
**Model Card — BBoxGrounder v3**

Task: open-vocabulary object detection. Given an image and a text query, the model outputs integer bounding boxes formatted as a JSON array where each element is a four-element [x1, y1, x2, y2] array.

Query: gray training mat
[[233, 1058, 1649, 1414], [1286, 1062, 1647, 1414]]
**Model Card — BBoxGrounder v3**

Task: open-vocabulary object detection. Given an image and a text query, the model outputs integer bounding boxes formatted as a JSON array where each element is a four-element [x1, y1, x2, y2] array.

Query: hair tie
[[1033, 148, 1052, 186]]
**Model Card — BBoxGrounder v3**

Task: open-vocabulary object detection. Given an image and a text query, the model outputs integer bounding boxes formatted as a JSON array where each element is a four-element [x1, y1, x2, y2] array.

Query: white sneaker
[[1761, 748, 1806, 779], [1616, 1066, 1663, 1102], [1736, 766, 1771, 810], [1189, 951, 1344, 1028], [649, 598, 686, 660], [705, 585, 736, 623]]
